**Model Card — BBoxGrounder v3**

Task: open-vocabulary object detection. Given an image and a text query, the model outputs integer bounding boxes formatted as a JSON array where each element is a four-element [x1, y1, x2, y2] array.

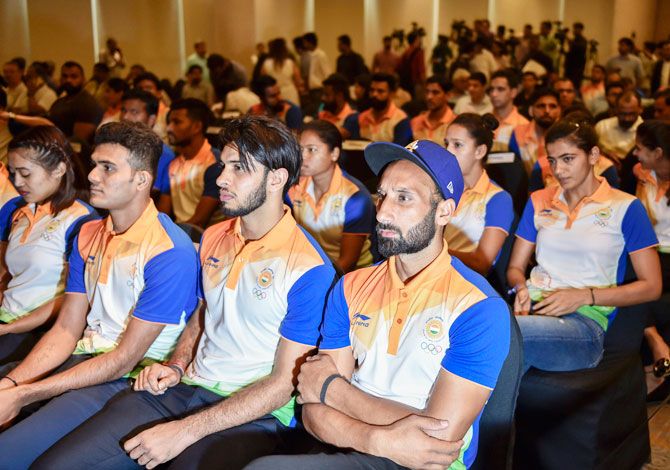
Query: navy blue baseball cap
[[364, 140, 464, 206]]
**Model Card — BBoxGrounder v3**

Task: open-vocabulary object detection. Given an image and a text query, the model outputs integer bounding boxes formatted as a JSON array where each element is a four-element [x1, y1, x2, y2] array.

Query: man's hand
[[533, 288, 591, 316], [133, 364, 181, 395], [0, 387, 24, 427], [513, 285, 531, 315], [296, 354, 339, 405], [124, 420, 198, 469], [369, 415, 463, 470]]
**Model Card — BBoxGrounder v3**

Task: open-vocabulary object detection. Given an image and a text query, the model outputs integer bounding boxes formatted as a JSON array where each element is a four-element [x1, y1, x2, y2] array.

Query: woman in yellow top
[[0, 126, 95, 363], [287, 120, 375, 273], [443, 113, 514, 275]]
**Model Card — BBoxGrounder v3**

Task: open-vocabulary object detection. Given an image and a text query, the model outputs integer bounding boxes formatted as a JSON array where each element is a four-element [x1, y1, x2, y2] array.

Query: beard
[[535, 116, 556, 129], [59, 83, 82, 96], [268, 101, 285, 114], [220, 170, 268, 217], [370, 98, 388, 111], [376, 201, 437, 258]]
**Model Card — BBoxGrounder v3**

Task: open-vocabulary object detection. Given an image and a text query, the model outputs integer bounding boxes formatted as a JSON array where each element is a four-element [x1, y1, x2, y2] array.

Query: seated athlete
[[507, 119, 662, 374], [443, 113, 514, 275], [32, 115, 336, 470], [288, 120, 375, 273], [246, 139, 511, 470], [0, 121, 199, 468], [0, 126, 96, 364]]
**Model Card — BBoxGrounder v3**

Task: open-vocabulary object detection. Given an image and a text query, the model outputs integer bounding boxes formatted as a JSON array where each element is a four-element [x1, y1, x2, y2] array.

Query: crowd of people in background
[[0, 16, 669, 469]]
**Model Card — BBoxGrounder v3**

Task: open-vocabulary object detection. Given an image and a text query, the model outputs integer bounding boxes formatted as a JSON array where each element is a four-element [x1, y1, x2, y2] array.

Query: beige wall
[[0, 0, 665, 82]]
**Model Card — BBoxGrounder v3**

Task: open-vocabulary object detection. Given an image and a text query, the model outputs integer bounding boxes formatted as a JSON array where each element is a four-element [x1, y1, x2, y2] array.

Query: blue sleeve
[[344, 114, 360, 140], [515, 198, 537, 243], [343, 191, 375, 235], [280, 263, 336, 346], [528, 162, 544, 192], [0, 196, 23, 241], [202, 162, 222, 199], [155, 145, 176, 194], [601, 165, 620, 189], [508, 132, 520, 157], [393, 118, 413, 146], [133, 244, 199, 324], [64, 209, 99, 259], [285, 105, 303, 131], [196, 236, 205, 300], [441, 297, 510, 389], [318, 277, 352, 350], [484, 191, 513, 233], [622, 198, 658, 253], [64, 234, 86, 294]]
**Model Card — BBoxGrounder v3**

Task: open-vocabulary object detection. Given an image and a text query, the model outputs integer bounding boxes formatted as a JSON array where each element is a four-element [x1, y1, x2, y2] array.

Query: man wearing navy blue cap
[[246, 140, 511, 470]]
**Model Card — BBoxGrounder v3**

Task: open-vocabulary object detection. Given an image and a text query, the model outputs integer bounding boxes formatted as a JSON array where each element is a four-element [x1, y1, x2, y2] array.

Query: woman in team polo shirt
[[632, 120, 670, 396], [507, 119, 662, 374], [0, 126, 95, 363], [443, 113, 514, 276], [287, 120, 375, 273]]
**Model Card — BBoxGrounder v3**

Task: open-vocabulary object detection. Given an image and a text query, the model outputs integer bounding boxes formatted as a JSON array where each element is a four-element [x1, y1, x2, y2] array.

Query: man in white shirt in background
[[303, 32, 331, 118], [3, 59, 28, 114], [595, 90, 643, 162]]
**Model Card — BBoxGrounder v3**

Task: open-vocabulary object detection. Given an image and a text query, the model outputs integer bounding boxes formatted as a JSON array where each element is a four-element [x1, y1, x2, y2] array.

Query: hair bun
[[481, 113, 499, 132]]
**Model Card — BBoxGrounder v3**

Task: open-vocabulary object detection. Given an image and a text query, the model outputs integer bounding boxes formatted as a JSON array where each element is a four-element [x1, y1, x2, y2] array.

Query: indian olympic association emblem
[[253, 267, 274, 300], [331, 196, 343, 214], [594, 206, 612, 227], [420, 316, 446, 355], [42, 219, 61, 241]]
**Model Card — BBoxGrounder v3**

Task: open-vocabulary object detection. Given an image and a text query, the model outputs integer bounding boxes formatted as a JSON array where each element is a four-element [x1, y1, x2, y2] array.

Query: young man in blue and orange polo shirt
[[410, 76, 457, 145], [247, 140, 510, 470], [318, 73, 355, 132], [33, 116, 336, 470], [249, 75, 303, 132], [156, 98, 221, 228], [344, 73, 413, 146], [0, 121, 199, 468]]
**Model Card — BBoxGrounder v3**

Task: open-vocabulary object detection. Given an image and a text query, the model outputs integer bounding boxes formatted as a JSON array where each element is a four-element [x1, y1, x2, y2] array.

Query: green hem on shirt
[[0, 293, 64, 323], [658, 246, 670, 254], [181, 376, 295, 427], [528, 289, 613, 331]]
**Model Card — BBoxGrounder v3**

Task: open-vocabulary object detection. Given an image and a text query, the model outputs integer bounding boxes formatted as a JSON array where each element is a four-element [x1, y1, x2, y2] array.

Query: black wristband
[[166, 363, 185, 378], [589, 288, 596, 306], [319, 373, 343, 404], [2, 375, 18, 387]]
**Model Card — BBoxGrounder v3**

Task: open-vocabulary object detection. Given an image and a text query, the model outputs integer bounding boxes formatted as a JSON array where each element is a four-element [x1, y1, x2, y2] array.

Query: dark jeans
[[33, 383, 306, 470], [0, 327, 40, 365], [246, 450, 408, 470]]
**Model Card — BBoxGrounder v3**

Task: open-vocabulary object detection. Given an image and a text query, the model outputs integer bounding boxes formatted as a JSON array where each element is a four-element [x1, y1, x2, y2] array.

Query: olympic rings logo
[[253, 287, 268, 300], [421, 342, 443, 355]]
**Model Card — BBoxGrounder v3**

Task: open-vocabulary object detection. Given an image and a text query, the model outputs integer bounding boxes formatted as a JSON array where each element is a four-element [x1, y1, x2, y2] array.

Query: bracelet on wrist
[[165, 362, 185, 378], [319, 373, 344, 405], [589, 288, 596, 306], [2, 375, 18, 387]]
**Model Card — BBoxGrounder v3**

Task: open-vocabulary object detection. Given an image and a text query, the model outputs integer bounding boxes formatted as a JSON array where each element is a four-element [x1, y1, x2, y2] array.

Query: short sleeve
[[343, 191, 375, 235], [285, 105, 303, 131], [0, 197, 23, 242], [515, 197, 537, 243], [202, 162, 222, 199], [508, 132, 520, 157], [65, 234, 86, 294], [441, 297, 510, 389], [393, 118, 413, 146], [484, 191, 513, 233], [318, 277, 352, 350], [343, 114, 360, 140], [279, 263, 336, 346], [622, 198, 658, 253], [133, 244, 199, 325]]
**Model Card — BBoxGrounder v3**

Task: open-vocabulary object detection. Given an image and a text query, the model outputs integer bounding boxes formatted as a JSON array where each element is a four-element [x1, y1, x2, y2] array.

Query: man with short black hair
[[607, 37, 645, 87], [595, 80, 625, 122], [344, 73, 412, 145], [372, 36, 399, 75], [489, 69, 529, 151], [454, 72, 493, 115], [33, 115, 336, 470], [553, 77, 579, 109], [410, 76, 456, 145], [319, 73, 355, 130], [120, 89, 176, 194], [85, 62, 110, 106], [186, 40, 209, 82], [336, 35, 368, 85], [134, 71, 169, 141], [0, 121, 199, 468], [595, 90, 643, 161], [250, 75, 302, 131], [653, 89, 670, 121], [48, 61, 103, 144], [157, 98, 221, 227]]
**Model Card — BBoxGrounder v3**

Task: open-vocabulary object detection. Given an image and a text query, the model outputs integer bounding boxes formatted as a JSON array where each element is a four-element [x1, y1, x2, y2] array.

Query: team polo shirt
[[287, 165, 375, 269], [444, 171, 513, 261], [344, 103, 413, 146], [183, 210, 335, 426], [65, 201, 198, 362], [410, 107, 457, 145], [153, 143, 176, 194], [249, 101, 302, 131], [529, 156, 620, 192], [319, 102, 355, 128], [516, 178, 658, 330], [0, 200, 96, 323], [160, 140, 217, 223], [492, 107, 529, 152], [634, 163, 670, 253], [509, 121, 546, 175], [320, 246, 510, 469]]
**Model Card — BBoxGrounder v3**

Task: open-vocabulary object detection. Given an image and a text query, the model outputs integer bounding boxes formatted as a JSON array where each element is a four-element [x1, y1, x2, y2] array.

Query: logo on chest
[[352, 312, 371, 327], [593, 207, 612, 227], [42, 219, 61, 241], [420, 316, 446, 355], [252, 267, 274, 300]]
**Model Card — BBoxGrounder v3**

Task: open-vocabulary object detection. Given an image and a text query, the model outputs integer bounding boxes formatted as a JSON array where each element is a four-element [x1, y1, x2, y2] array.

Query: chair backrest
[[486, 154, 529, 217], [471, 309, 523, 470], [486, 214, 519, 301]]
